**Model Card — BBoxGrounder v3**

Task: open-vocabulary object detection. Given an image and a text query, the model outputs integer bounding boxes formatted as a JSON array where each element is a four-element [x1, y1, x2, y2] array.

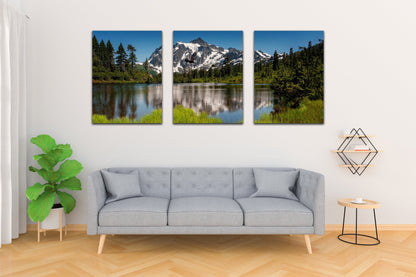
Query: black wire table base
[[337, 207, 380, 246], [338, 233, 380, 246]]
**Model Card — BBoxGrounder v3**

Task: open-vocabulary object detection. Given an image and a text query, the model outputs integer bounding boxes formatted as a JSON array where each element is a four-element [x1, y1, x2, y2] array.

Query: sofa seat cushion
[[99, 197, 169, 227], [168, 197, 243, 226], [236, 198, 313, 227]]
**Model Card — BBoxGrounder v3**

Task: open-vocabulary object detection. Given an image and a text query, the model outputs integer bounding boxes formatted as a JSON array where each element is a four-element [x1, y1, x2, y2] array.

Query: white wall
[[7, 0, 21, 10], [22, 0, 416, 225]]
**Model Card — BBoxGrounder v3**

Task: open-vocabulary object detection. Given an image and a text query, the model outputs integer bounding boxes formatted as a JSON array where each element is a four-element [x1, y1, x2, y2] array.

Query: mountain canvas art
[[92, 31, 162, 124], [172, 31, 243, 124], [254, 31, 324, 124]]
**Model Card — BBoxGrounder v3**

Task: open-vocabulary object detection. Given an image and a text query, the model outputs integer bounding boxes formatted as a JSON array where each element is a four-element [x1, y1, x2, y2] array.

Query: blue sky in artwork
[[255, 31, 324, 55], [174, 31, 243, 50], [92, 31, 162, 62]]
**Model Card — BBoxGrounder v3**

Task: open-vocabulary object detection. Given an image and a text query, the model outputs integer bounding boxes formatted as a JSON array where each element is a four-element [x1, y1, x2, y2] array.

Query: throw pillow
[[101, 170, 142, 203], [250, 169, 299, 200]]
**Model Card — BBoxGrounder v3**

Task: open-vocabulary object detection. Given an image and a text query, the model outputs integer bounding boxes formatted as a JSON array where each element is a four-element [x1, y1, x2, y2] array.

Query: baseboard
[[27, 224, 87, 231], [325, 224, 416, 231], [27, 224, 416, 232]]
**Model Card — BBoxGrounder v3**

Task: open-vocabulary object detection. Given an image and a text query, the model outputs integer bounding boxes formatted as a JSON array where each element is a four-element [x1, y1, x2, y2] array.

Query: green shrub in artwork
[[137, 109, 162, 123], [255, 99, 323, 124], [92, 109, 162, 124], [173, 105, 222, 124]]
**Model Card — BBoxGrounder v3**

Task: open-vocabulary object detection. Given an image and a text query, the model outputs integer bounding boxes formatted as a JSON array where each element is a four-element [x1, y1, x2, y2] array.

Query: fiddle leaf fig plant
[[26, 134, 83, 222]]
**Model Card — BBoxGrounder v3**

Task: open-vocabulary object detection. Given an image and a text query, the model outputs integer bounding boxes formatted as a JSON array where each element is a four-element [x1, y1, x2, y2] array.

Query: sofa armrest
[[87, 170, 107, 235], [296, 169, 325, 235]]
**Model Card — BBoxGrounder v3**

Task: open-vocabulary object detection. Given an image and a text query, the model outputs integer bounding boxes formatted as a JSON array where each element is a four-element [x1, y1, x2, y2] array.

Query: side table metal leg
[[373, 209, 379, 240], [355, 208, 358, 244], [341, 207, 346, 235]]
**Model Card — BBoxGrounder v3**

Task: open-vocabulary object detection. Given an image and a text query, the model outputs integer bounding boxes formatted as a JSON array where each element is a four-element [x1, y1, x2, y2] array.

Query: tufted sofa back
[[104, 167, 298, 200], [106, 168, 171, 199], [171, 168, 233, 199]]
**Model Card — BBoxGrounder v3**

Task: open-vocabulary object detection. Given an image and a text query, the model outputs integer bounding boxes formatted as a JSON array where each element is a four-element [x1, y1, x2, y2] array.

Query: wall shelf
[[332, 128, 381, 176], [339, 135, 375, 138], [339, 164, 376, 168], [331, 150, 382, 153]]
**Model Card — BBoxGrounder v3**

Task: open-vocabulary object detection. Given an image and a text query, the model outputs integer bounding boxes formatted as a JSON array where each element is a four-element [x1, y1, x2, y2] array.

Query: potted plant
[[26, 134, 83, 230]]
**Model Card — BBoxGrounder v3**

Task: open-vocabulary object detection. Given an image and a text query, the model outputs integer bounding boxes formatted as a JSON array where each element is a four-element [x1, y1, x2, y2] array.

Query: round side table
[[337, 198, 380, 246]]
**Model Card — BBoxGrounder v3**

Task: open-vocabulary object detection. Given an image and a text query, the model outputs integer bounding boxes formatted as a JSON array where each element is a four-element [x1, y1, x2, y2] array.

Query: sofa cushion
[[168, 197, 243, 226], [251, 169, 299, 200], [171, 168, 233, 198], [101, 170, 142, 203], [106, 168, 171, 199], [237, 198, 313, 227], [233, 168, 297, 199], [99, 197, 169, 227]]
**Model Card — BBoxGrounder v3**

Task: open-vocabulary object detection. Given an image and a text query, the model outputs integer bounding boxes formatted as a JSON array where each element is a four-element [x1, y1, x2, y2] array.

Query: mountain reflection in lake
[[254, 84, 275, 121], [93, 83, 162, 120], [173, 83, 243, 123]]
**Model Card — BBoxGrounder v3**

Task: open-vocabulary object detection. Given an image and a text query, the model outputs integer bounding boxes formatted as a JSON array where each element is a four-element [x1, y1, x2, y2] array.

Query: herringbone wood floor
[[1, 231, 416, 277]]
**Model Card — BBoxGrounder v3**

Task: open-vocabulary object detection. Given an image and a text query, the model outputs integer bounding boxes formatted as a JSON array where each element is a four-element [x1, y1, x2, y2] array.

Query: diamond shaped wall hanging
[[332, 128, 381, 176]]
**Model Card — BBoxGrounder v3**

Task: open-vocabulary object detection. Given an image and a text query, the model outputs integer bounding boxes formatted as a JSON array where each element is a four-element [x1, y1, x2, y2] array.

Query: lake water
[[254, 84, 275, 121], [173, 83, 243, 123], [93, 83, 162, 120]]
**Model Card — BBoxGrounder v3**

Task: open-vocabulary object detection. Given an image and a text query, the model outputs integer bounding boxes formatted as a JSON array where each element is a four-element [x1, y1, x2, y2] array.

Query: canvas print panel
[[92, 31, 162, 124], [254, 31, 324, 124], [173, 31, 243, 124]]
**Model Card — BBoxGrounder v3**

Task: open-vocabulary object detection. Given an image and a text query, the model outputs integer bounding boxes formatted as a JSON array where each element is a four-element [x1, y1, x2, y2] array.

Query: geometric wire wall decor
[[333, 128, 381, 176]]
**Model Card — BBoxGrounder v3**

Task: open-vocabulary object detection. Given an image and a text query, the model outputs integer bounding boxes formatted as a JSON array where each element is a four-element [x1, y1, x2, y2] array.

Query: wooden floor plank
[[1, 231, 415, 277]]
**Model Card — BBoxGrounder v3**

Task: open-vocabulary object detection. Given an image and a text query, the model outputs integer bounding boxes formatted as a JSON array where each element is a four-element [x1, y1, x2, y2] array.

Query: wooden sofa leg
[[304, 234, 312, 254], [98, 234, 106, 254]]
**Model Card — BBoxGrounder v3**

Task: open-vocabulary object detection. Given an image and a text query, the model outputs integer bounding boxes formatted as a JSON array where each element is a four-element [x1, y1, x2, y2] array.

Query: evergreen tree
[[143, 58, 149, 72], [223, 55, 232, 76], [106, 40, 115, 71], [99, 40, 107, 65], [289, 48, 294, 66], [254, 40, 324, 107], [272, 50, 279, 71], [116, 43, 127, 72], [92, 35, 99, 57], [127, 44, 137, 70], [92, 35, 100, 67]]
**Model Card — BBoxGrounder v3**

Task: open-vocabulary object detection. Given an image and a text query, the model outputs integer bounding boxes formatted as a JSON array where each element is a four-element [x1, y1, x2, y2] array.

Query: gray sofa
[[87, 167, 324, 254]]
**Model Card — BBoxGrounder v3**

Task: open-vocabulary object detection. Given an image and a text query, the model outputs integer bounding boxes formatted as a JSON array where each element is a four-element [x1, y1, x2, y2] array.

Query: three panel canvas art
[[92, 31, 324, 124]]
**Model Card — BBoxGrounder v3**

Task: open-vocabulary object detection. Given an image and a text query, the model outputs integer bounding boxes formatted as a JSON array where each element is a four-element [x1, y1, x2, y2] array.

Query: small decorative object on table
[[337, 198, 380, 246], [26, 134, 83, 242]]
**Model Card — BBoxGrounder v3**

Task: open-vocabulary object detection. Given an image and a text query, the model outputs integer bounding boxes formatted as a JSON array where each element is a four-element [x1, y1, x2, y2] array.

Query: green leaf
[[29, 167, 47, 179], [28, 191, 56, 222], [26, 183, 46, 200], [47, 171, 61, 184], [57, 177, 81, 191], [57, 160, 83, 182], [31, 135, 57, 154], [33, 154, 44, 161], [29, 167, 61, 184], [57, 191, 76, 214], [37, 156, 56, 171], [55, 144, 72, 161], [36, 146, 72, 172]]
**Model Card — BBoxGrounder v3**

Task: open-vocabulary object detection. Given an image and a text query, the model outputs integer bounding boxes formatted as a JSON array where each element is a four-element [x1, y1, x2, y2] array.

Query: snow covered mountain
[[147, 39, 284, 73], [150, 37, 243, 73], [254, 50, 272, 63], [148, 46, 162, 73], [254, 50, 285, 64]]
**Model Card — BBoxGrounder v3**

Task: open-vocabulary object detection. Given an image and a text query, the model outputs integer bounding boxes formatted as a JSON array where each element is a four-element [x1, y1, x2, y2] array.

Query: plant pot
[[40, 204, 66, 230]]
